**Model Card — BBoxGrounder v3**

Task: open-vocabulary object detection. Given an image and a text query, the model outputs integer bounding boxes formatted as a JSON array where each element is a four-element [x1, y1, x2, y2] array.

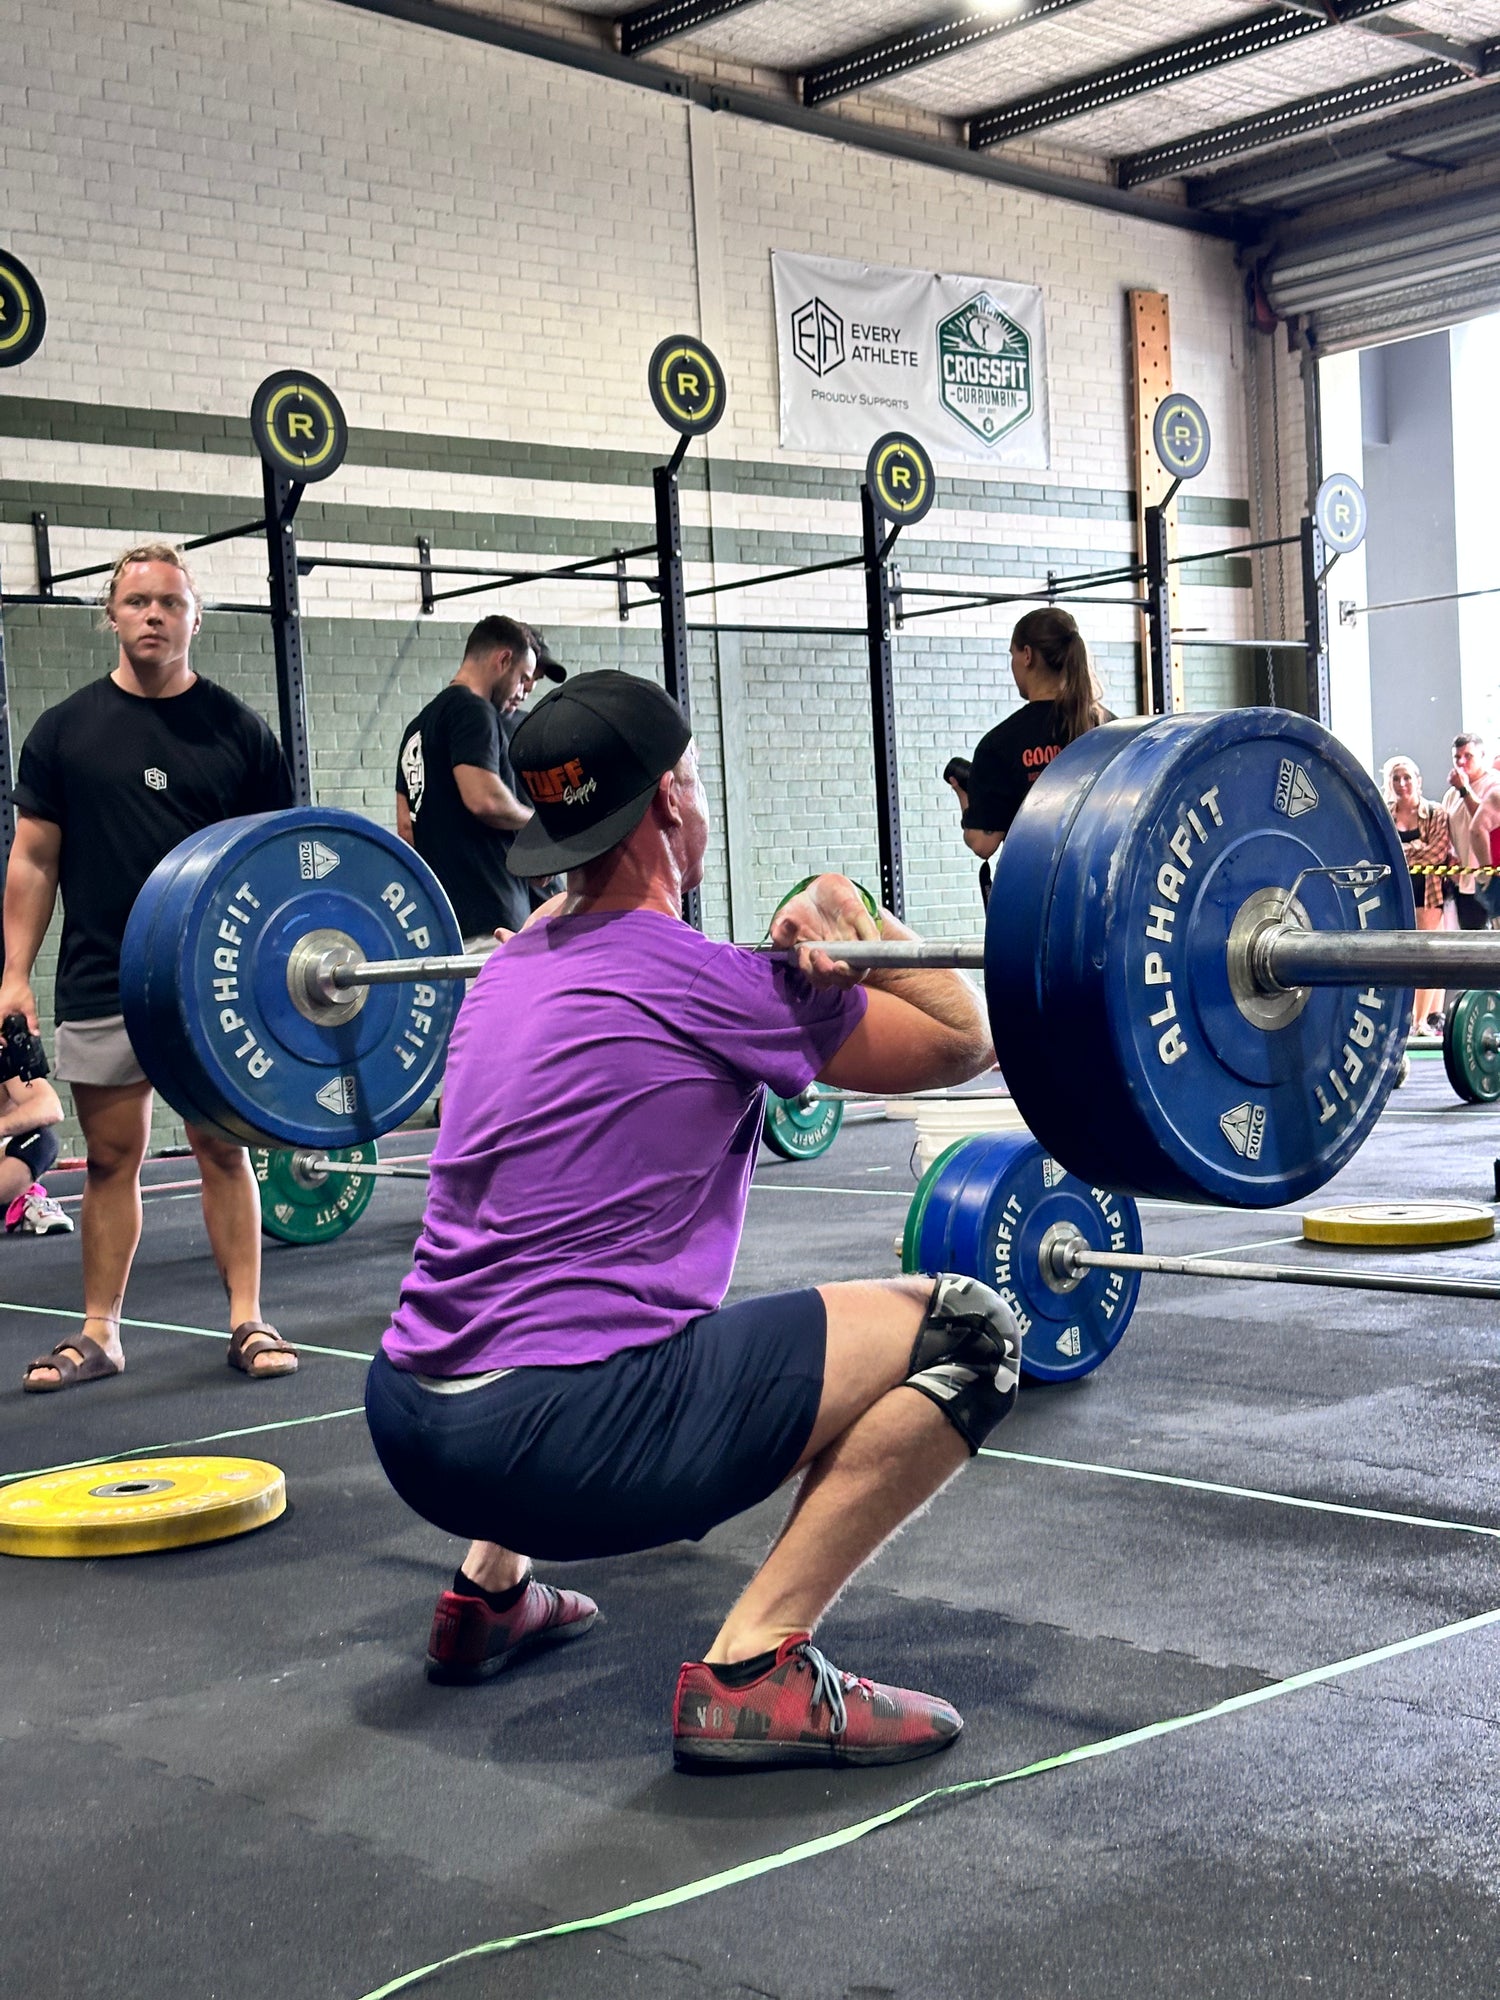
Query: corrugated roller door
[[1262, 191, 1500, 352]]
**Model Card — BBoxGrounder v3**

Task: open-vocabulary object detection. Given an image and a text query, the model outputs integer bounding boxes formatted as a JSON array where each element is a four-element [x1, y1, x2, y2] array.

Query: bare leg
[[457, 1543, 529, 1592], [706, 1276, 967, 1664], [24, 1080, 152, 1383], [1413, 906, 1443, 1030], [186, 1121, 294, 1376]]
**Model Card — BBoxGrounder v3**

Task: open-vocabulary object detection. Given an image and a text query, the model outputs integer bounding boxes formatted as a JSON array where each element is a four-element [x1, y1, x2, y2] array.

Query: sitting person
[[366, 671, 1017, 1773], [0, 1012, 69, 1235], [0, 1091, 70, 1236]]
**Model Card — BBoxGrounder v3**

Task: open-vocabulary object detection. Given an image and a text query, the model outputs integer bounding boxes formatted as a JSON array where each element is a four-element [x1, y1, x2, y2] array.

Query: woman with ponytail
[[948, 608, 1111, 904]]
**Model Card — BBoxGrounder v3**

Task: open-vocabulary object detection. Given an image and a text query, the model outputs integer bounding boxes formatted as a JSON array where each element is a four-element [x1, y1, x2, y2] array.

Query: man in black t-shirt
[[1, 543, 298, 1392], [395, 616, 563, 942]]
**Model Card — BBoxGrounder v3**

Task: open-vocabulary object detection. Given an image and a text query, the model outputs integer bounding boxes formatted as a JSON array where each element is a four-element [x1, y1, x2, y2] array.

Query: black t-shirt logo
[[144, 767, 167, 792]]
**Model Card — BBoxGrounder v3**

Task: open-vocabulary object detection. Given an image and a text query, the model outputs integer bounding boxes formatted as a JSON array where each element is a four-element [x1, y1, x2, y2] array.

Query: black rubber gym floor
[[3, 1052, 1499, 1999]]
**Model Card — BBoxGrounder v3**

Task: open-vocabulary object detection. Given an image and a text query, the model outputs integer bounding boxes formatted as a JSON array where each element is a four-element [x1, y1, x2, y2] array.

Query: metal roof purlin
[[967, 0, 1407, 150], [1118, 43, 1500, 188], [1186, 78, 1500, 209], [800, 0, 1103, 109], [617, 0, 763, 58]]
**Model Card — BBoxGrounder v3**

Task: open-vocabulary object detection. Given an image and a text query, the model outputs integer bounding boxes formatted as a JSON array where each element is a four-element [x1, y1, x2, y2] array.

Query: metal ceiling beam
[[801, 0, 1100, 109], [1118, 47, 1500, 188], [968, 0, 1403, 150], [1186, 80, 1500, 210], [617, 0, 762, 57]]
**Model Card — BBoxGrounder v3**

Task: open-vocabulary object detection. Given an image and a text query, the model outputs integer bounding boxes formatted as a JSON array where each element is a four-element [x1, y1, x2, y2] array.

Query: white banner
[[772, 251, 1050, 468]]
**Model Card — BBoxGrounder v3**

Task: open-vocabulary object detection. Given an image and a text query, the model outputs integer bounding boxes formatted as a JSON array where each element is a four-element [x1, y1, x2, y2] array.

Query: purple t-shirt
[[383, 909, 867, 1374]]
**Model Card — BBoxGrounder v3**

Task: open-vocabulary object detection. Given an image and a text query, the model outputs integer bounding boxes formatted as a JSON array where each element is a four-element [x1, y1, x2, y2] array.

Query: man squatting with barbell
[[1, 543, 299, 1390], [366, 671, 1023, 1770]]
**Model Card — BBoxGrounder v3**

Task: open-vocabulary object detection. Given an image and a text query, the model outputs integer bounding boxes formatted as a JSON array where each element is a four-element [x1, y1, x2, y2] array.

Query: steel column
[[654, 457, 701, 932], [1144, 506, 1178, 715], [263, 464, 314, 808], [0, 553, 14, 867], [861, 486, 906, 920], [1301, 516, 1331, 725]]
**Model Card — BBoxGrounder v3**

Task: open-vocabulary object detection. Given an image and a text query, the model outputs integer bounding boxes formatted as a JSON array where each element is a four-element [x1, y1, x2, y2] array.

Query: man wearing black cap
[[367, 671, 1016, 1772], [394, 616, 564, 944]]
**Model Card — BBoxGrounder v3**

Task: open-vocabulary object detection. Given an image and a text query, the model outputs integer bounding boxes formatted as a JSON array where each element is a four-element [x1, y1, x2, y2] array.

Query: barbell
[[900, 1131, 1500, 1384], [118, 706, 1500, 1208]]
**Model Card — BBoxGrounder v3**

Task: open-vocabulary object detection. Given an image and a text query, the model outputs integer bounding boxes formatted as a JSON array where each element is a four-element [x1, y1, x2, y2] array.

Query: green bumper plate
[[762, 1089, 845, 1161], [900, 1139, 972, 1273], [253, 1142, 379, 1244], [1443, 990, 1500, 1103]]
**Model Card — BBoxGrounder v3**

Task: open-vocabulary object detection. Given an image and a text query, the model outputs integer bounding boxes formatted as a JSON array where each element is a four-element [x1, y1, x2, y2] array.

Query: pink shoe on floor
[[5, 1184, 73, 1235]]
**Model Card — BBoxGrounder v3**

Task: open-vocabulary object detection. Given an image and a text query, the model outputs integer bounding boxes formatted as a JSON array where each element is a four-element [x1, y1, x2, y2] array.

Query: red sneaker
[[425, 1571, 598, 1683], [672, 1634, 963, 1770]]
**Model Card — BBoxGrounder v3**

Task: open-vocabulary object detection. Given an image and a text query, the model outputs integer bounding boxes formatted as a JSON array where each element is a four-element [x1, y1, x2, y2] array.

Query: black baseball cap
[[507, 671, 692, 875], [531, 633, 566, 684]]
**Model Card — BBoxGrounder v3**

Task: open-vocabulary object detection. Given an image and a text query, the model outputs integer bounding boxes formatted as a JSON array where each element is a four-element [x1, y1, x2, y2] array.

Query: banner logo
[[791, 298, 845, 378], [937, 292, 1032, 446]]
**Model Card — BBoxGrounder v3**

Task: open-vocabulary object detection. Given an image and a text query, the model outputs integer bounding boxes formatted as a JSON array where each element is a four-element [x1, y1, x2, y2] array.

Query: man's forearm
[[864, 911, 990, 1045], [0, 1083, 62, 1137], [468, 786, 533, 832], [2, 857, 58, 983]]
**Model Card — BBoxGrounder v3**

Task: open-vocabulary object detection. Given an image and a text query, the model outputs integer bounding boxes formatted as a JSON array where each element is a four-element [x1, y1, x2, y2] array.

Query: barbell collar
[[1260, 927, 1500, 993], [1051, 1236, 1500, 1303], [295, 1152, 433, 1181], [329, 952, 491, 991]]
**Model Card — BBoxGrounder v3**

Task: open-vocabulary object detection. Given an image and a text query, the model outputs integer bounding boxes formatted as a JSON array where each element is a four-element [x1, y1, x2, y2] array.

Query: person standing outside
[[395, 617, 563, 945], [1441, 733, 1500, 932], [1381, 755, 1452, 1038], [1, 544, 298, 1389], [948, 607, 1112, 906]]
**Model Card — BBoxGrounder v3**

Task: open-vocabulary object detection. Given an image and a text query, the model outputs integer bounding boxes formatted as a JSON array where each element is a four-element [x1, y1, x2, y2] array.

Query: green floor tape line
[[980, 1446, 1500, 1541], [0, 1298, 374, 1363], [352, 1604, 1500, 2000], [0, 1405, 366, 1486]]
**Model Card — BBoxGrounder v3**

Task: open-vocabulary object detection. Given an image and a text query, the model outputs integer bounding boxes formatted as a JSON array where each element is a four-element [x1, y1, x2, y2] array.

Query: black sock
[[708, 1647, 779, 1687], [451, 1564, 530, 1611]]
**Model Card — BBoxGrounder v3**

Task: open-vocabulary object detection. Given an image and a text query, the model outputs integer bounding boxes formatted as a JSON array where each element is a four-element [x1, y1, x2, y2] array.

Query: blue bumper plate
[[988, 709, 1413, 1206], [122, 809, 463, 1147], [901, 1131, 1142, 1383]]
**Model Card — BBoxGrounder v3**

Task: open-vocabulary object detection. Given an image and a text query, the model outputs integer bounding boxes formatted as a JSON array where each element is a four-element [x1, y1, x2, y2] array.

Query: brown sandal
[[227, 1321, 299, 1378], [22, 1334, 123, 1394]]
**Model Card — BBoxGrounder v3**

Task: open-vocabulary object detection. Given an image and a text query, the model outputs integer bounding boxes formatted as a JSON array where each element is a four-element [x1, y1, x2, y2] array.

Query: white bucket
[[907, 1097, 1030, 1174]]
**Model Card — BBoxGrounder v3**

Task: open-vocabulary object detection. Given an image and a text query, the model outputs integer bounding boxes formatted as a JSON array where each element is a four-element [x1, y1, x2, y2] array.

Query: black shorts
[[364, 1289, 827, 1562]]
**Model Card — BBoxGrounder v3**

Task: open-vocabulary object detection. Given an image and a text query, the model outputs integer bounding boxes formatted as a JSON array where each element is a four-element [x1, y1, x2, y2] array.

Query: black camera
[[0, 1014, 49, 1084]]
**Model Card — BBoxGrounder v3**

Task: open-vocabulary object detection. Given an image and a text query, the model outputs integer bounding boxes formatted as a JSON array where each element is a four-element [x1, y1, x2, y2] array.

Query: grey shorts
[[53, 1015, 148, 1089]]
